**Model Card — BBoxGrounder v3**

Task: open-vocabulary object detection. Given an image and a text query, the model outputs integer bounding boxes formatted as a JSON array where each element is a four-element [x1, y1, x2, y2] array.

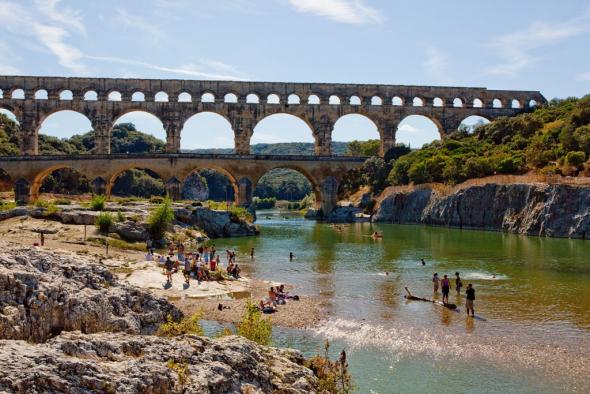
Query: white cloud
[[487, 10, 590, 77], [34, 0, 86, 34], [0, 1, 87, 74], [398, 124, 418, 133], [578, 72, 590, 81], [423, 47, 452, 85], [85, 55, 249, 80], [114, 8, 166, 45], [286, 0, 383, 24]]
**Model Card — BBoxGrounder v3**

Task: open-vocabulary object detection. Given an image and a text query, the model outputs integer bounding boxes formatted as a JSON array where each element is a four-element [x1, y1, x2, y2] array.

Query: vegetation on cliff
[[388, 96, 590, 186]]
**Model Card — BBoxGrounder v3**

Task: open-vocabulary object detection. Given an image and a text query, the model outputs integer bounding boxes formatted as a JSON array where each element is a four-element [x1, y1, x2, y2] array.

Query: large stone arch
[[180, 111, 235, 152], [251, 112, 319, 154], [179, 165, 239, 203], [332, 113, 384, 155], [30, 165, 89, 201], [105, 165, 167, 198]]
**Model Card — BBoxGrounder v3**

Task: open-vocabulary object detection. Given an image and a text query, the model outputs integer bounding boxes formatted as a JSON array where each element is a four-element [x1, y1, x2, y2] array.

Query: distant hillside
[[185, 141, 350, 156]]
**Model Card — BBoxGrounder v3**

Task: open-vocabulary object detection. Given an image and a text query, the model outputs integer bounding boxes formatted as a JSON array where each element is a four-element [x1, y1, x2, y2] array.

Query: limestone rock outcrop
[[373, 183, 590, 238], [0, 246, 181, 342], [0, 332, 318, 394], [175, 207, 258, 238]]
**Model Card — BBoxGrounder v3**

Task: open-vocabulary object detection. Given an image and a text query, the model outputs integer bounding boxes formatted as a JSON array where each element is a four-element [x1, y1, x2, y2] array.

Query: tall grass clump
[[90, 194, 106, 211], [95, 212, 113, 234], [236, 300, 272, 346], [147, 197, 174, 240]]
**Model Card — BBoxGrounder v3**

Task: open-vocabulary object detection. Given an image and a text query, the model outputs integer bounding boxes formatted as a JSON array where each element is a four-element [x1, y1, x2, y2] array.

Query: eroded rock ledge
[[0, 332, 317, 394], [0, 246, 182, 342]]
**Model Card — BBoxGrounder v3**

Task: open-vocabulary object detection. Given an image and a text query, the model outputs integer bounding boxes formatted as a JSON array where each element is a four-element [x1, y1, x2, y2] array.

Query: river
[[209, 209, 590, 393]]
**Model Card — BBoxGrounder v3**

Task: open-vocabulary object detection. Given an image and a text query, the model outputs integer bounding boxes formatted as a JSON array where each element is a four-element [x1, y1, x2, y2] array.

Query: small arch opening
[[529, 99, 538, 108], [108, 91, 122, 101], [84, 90, 98, 101], [59, 90, 73, 100], [308, 94, 320, 105], [0, 89, 3, 99], [11, 89, 25, 99], [267, 94, 280, 104], [413, 97, 424, 107], [288, 94, 301, 104], [35, 89, 48, 100], [224, 93, 238, 103], [246, 94, 259, 104], [473, 98, 483, 108], [453, 98, 463, 107], [155, 91, 169, 102], [392, 96, 403, 106], [511, 99, 521, 108], [178, 92, 192, 102], [493, 99, 503, 108], [329, 95, 341, 105], [131, 92, 145, 102], [201, 92, 215, 103], [433, 97, 444, 107], [349, 95, 361, 105], [371, 96, 382, 106]]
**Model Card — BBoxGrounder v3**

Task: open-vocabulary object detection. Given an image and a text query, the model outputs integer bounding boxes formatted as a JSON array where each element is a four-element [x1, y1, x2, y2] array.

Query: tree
[[346, 139, 380, 157]]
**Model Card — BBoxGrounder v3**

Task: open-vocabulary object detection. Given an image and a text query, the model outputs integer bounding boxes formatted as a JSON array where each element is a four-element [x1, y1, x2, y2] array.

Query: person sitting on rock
[[259, 299, 276, 314], [231, 264, 241, 279]]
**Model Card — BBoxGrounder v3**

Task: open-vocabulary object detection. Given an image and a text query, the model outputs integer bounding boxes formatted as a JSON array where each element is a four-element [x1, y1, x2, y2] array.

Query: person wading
[[441, 274, 450, 304], [465, 284, 475, 317], [432, 273, 440, 294]]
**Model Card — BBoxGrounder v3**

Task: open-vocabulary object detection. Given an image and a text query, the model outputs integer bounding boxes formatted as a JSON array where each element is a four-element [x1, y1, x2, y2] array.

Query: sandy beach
[[0, 216, 324, 329]]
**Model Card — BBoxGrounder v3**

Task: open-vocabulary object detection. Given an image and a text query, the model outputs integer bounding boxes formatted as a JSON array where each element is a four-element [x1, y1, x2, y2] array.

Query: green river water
[[208, 210, 590, 393]]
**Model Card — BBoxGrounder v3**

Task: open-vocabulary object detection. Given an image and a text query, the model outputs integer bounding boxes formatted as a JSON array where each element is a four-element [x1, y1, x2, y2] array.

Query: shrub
[[149, 196, 165, 204], [388, 156, 412, 185], [565, 151, 586, 167], [463, 157, 494, 179], [166, 359, 190, 389], [236, 300, 272, 346], [305, 340, 354, 394], [147, 197, 174, 240], [116, 210, 125, 222], [253, 197, 276, 209], [90, 195, 105, 211], [408, 162, 429, 184], [157, 313, 204, 337], [54, 198, 71, 205], [0, 201, 16, 212], [95, 212, 113, 234]]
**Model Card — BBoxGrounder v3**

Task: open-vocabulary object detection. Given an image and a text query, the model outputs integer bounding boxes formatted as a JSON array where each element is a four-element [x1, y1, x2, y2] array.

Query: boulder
[[327, 206, 363, 223], [176, 207, 258, 238], [0, 207, 28, 221], [0, 246, 181, 343], [111, 220, 150, 242]]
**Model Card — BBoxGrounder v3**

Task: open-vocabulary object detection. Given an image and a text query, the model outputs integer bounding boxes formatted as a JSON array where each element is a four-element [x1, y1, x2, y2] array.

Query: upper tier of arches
[[0, 76, 546, 110]]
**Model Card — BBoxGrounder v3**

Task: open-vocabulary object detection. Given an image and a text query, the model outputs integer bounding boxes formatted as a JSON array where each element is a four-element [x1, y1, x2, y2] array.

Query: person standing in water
[[289, 252, 294, 261], [250, 248, 254, 259], [432, 273, 440, 293], [465, 283, 475, 317], [441, 274, 450, 304], [421, 258, 426, 266], [455, 272, 463, 294]]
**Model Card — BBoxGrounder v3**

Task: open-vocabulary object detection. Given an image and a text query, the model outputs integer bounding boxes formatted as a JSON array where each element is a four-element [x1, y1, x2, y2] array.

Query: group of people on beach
[[259, 284, 299, 314], [432, 271, 475, 317], [145, 241, 242, 285]]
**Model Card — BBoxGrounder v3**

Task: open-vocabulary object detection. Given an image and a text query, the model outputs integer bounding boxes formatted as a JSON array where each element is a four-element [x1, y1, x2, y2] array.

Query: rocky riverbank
[[372, 183, 590, 239], [0, 245, 318, 393], [0, 201, 258, 241]]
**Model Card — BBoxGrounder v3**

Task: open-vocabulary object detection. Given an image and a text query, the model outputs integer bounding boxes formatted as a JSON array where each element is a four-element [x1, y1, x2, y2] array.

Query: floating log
[[404, 286, 457, 310]]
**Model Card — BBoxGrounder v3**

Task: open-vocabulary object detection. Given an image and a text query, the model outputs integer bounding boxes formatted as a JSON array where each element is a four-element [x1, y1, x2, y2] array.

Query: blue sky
[[1, 0, 589, 149]]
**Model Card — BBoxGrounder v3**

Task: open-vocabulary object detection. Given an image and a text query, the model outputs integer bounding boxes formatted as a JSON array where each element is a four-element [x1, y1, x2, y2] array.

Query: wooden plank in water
[[404, 287, 457, 310]]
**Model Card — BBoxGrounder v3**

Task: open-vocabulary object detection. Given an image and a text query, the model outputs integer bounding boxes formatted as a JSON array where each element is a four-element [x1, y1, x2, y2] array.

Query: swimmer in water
[[289, 252, 294, 261], [492, 274, 496, 279], [385, 271, 389, 276], [421, 258, 426, 266]]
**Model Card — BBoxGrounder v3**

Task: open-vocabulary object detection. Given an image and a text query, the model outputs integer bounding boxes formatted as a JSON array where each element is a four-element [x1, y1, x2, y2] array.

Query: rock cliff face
[[0, 332, 317, 394], [0, 246, 181, 342], [175, 207, 258, 238], [373, 183, 590, 239]]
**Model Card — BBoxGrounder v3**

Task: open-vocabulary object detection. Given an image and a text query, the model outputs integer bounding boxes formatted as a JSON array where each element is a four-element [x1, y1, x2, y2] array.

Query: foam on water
[[463, 271, 508, 280]]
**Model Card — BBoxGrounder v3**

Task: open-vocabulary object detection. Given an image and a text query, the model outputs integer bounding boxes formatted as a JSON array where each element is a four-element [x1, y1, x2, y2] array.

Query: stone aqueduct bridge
[[0, 76, 546, 214], [0, 153, 364, 215]]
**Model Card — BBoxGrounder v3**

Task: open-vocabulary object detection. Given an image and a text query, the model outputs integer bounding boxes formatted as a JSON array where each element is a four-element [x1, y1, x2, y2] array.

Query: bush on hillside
[[147, 197, 174, 240]]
